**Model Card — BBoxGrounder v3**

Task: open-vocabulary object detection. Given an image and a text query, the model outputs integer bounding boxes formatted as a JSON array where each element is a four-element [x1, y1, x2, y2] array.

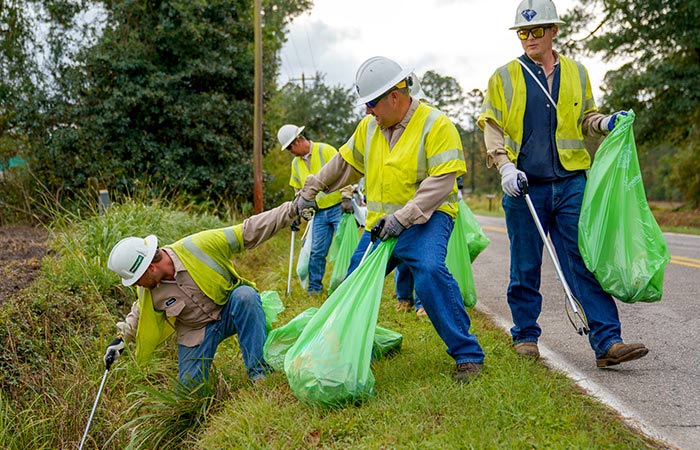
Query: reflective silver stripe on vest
[[416, 109, 441, 180], [364, 119, 378, 167], [224, 227, 239, 253], [367, 200, 402, 215], [292, 158, 301, 186], [498, 65, 514, 112], [428, 148, 462, 171], [556, 138, 586, 150], [576, 62, 587, 127], [505, 136, 521, 155], [181, 236, 235, 285], [482, 99, 503, 123], [317, 143, 326, 166]]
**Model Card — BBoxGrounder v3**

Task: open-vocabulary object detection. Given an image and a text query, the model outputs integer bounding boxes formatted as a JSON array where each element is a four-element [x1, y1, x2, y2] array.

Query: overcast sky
[[279, 0, 610, 104]]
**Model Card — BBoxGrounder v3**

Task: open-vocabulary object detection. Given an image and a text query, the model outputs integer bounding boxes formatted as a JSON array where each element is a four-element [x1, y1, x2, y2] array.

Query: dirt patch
[[0, 226, 48, 305]]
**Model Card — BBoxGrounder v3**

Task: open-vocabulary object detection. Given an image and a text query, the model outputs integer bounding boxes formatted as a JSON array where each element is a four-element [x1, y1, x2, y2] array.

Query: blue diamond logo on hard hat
[[521, 9, 537, 22]]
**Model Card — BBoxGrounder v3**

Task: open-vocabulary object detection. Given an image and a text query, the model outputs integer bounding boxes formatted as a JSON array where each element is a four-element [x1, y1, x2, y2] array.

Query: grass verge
[[0, 199, 666, 449]]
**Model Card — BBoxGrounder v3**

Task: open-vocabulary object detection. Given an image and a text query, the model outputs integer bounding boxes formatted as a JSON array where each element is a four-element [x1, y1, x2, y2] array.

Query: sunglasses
[[365, 79, 409, 108], [517, 26, 552, 41], [285, 137, 298, 151]]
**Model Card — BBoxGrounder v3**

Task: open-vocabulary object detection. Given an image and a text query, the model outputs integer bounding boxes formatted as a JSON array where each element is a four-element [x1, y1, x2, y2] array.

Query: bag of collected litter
[[458, 200, 490, 262], [284, 239, 396, 407], [578, 110, 670, 303], [260, 290, 285, 333], [264, 308, 403, 372], [264, 307, 318, 371], [328, 213, 360, 294], [296, 218, 313, 290], [445, 200, 485, 308]]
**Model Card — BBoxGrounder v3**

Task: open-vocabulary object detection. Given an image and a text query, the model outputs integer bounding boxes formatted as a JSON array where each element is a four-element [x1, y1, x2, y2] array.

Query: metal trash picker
[[517, 175, 590, 336], [79, 347, 119, 450], [286, 219, 301, 296]]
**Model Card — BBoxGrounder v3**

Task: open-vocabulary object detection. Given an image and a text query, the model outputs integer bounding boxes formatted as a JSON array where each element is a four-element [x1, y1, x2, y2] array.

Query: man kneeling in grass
[[104, 202, 298, 385]]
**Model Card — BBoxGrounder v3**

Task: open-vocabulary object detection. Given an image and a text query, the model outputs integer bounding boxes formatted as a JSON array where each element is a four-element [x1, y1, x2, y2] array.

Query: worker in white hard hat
[[477, 0, 647, 367], [103, 201, 298, 385], [278, 124, 354, 296], [293, 56, 485, 382]]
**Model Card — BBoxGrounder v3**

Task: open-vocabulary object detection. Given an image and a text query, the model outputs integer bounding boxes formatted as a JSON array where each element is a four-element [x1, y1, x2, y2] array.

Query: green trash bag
[[328, 213, 360, 294], [264, 307, 318, 371], [445, 200, 488, 308], [264, 308, 403, 372], [284, 239, 397, 407], [578, 110, 670, 303], [260, 290, 284, 333], [296, 218, 313, 290], [458, 200, 491, 262]]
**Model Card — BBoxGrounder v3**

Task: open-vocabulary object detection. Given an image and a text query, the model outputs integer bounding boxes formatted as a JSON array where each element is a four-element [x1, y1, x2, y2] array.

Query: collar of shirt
[[381, 97, 420, 150], [162, 247, 185, 275]]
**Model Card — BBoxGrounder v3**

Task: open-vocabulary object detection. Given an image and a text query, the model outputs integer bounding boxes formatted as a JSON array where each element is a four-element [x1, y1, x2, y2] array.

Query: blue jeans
[[177, 285, 271, 385], [502, 173, 622, 358], [308, 204, 342, 294], [394, 263, 423, 310], [347, 212, 484, 364]]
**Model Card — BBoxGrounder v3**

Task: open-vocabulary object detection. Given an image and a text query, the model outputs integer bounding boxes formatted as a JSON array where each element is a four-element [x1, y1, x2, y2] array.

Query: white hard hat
[[107, 235, 158, 286], [510, 0, 565, 30], [353, 56, 420, 106], [277, 124, 305, 150]]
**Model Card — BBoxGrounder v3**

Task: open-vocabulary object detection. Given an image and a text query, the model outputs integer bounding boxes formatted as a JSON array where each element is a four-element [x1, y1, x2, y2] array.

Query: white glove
[[499, 162, 526, 197], [600, 111, 628, 132], [104, 336, 125, 370]]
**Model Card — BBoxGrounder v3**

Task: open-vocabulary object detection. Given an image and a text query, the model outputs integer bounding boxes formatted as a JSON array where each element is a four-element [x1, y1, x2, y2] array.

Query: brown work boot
[[596, 342, 649, 368], [454, 362, 483, 383], [395, 301, 414, 313], [514, 342, 540, 359], [415, 307, 428, 317]]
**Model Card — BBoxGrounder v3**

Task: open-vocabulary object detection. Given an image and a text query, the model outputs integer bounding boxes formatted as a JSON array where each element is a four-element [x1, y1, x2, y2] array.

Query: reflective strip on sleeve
[[181, 236, 235, 285]]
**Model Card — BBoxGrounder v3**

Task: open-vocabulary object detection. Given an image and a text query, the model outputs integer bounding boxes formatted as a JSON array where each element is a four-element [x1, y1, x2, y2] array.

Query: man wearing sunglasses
[[277, 124, 354, 296], [477, 0, 647, 367], [293, 56, 485, 382]]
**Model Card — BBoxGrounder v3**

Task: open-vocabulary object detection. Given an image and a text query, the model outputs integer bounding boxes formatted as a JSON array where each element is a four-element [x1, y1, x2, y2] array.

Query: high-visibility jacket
[[477, 55, 597, 171], [134, 224, 255, 364], [339, 102, 465, 229], [289, 142, 341, 209]]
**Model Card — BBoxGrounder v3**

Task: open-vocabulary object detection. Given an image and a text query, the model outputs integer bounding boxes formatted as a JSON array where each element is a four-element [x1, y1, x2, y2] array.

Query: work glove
[[292, 194, 317, 221], [499, 162, 526, 197], [601, 111, 628, 132], [373, 214, 405, 241], [103, 336, 125, 370], [290, 218, 300, 232], [341, 198, 354, 214]]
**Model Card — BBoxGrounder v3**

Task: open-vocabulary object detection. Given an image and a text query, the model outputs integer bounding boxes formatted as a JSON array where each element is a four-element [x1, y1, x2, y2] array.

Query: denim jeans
[[502, 173, 622, 358], [177, 285, 270, 385], [347, 212, 484, 364], [394, 263, 423, 310], [308, 204, 342, 294]]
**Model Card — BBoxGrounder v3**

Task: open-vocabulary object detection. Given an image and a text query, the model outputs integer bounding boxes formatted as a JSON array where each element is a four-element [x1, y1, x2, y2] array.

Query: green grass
[[0, 199, 665, 449]]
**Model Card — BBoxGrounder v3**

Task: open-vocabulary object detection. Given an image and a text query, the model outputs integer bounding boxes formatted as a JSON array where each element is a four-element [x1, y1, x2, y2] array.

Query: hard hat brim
[[355, 67, 414, 106], [509, 18, 564, 30], [279, 125, 305, 151], [121, 234, 158, 286]]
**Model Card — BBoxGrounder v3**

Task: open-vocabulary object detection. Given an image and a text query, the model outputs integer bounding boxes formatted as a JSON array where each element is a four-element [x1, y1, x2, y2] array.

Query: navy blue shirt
[[517, 54, 580, 183]]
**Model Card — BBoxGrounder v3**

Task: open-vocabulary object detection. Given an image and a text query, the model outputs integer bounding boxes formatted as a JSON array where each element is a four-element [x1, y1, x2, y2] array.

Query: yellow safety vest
[[339, 103, 465, 229], [134, 224, 255, 364], [289, 142, 342, 209], [477, 55, 597, 171]]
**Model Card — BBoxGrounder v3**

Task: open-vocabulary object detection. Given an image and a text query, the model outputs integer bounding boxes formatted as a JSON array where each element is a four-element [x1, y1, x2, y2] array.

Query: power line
[[304, 23, 317, 71]]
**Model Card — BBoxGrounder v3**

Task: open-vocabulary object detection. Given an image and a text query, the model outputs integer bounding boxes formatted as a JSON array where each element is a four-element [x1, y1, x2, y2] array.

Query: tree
[[2, 0, 312, 207], [560, 0, 700, 205]]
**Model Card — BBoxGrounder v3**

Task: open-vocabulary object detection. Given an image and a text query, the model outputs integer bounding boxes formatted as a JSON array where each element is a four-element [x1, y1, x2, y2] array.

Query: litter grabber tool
[[79, 337, 122, 450], [517, 175, 590, 336], [286, 219, 300, 296]]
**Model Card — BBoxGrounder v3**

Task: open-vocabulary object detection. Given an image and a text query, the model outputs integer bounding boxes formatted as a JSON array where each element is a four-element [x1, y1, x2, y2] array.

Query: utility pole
[[253, 0, 263, 213]]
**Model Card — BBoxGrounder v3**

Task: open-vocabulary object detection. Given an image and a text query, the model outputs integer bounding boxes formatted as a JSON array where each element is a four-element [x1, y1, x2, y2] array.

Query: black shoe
[[454, 362, 483, 383]]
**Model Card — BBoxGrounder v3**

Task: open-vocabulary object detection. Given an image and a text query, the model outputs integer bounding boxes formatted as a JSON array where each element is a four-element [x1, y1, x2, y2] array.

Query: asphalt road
[[472, 215, 700, 450]]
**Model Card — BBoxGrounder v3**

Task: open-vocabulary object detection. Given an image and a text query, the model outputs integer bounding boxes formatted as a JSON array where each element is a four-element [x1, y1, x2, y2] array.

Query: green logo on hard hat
[[522, 9, 537, 21], [129, 255, 144, 273]]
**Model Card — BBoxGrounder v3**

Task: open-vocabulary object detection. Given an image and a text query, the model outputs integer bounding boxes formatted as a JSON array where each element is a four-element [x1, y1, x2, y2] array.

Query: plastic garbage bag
[[328, 213, 360, 294], [284, 239, 396, 407], [264, 308, 403, 372], [260, 290, 285, 333], [445, 200, 487, 308], [296, 218, 313, 290], [578, 110, 670, 303]]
